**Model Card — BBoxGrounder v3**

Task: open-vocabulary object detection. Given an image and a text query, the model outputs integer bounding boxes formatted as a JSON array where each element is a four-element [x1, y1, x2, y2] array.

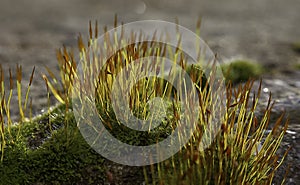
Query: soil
[[0, 0, 299, 184]]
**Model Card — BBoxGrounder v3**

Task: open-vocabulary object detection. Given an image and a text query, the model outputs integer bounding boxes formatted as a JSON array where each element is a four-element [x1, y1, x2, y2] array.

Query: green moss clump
[[0, 106, 106, 185], [222, 59, 264, 83], [292, 42, 300, 53], [293, 62, 300, 70]]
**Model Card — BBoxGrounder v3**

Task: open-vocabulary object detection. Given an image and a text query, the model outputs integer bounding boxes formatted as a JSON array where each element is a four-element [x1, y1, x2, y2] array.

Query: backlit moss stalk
[[16, 64, 24, 121], [5, 69, 14, 136], [0, 84, 5, 162]]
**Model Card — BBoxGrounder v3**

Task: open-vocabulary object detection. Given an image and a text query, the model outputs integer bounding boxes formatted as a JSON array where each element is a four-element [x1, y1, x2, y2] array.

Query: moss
[[0, 105, 106, 185], [291, 42, 300, 53], [294, 63, 300, 70], [222, 59, 264, 83]]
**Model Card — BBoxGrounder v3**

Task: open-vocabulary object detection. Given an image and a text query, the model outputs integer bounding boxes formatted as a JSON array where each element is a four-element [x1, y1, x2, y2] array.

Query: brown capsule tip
[[89, 20, 92, 39], [16, 64, 22, 82], [9, 68, 13, 89], [95, 20, 98, 38], [29, 66, 36, 86], [114, 14, 118, 28]]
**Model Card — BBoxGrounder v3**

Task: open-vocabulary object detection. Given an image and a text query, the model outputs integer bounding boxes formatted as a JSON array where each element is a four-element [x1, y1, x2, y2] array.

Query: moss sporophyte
[[0, 19, 289, 185]]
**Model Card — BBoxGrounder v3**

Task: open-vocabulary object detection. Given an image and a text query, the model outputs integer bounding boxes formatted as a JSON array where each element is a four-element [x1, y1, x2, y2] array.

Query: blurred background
[[0, 0, 299, 183], [1, 0, 299, 73]]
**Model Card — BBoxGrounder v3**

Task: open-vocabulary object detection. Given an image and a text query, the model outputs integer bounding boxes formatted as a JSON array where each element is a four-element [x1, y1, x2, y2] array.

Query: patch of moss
[[291, 42, 300, 53], [97, 100, 175, 146], [222, 59, 264, 83], [0, 105, 106, 185], [293, 63, 300, 70]]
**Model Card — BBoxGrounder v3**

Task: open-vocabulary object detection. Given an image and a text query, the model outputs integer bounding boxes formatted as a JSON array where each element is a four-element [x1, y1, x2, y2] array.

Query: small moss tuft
[[291, 42, 300, 53], [222, 59, 264, 83], [293, 62, 300, 70]]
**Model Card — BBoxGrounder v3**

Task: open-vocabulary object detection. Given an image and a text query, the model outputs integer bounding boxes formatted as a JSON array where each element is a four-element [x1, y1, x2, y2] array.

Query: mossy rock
[[222, 59, 264, 83]]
